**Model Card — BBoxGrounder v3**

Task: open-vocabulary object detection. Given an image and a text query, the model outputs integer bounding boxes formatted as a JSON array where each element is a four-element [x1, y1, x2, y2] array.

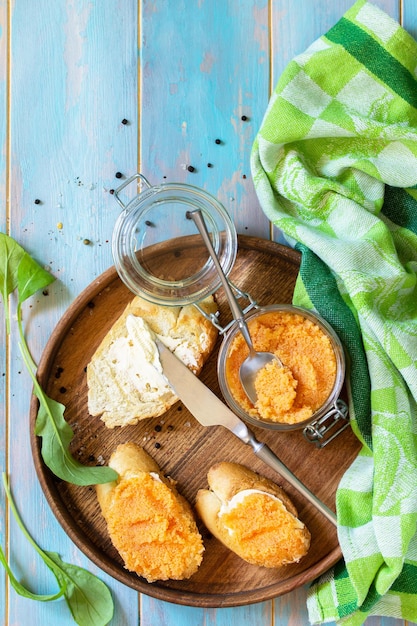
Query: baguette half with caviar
[[195, 462, 310, 568], [96, 443, 204, 582], [87, 295, 218, 427]]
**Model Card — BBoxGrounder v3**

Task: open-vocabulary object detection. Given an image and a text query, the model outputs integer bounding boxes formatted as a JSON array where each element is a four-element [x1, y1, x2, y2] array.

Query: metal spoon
[[188, 209, 282, 404]]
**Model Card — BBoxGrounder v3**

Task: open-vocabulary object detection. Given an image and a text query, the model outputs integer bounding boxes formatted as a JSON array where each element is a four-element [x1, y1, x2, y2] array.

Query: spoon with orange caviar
[[188, 209, 282, 404]]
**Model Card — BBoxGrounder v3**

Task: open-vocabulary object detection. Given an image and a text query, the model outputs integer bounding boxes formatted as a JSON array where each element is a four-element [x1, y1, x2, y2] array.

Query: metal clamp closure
[[113, 173, 152, 209], [193, 281, 259, 334], [303, 399, 349, 448]]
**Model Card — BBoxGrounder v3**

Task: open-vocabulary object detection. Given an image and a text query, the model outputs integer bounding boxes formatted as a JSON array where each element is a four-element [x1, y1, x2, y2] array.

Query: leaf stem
[[16, 302, 37, 371], [2, 473, 67, 595]]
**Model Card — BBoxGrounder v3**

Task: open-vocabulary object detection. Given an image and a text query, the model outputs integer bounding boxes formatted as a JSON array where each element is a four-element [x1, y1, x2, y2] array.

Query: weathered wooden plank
[[139, 1, 272, 623], [0, 1, 8, 624], [403, 0, 417, 39], [140, 596, 272, 626], [6, 1, 140, 624], [139, 0, 271, 240]]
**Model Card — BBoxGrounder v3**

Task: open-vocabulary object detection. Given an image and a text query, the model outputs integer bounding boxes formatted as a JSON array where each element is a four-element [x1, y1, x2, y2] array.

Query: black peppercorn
[[241, 115, 248, 121], [115, 172, 122, 179], [154, 424, 162, 432], [121, 118, 128, 125], [187, 165, 195, 172], [215, 138, 221, 144], [34, 199, 41, 204], [109, 189, 115, 194], [154, 442, 161, 449], [207, 163, 213, 168]]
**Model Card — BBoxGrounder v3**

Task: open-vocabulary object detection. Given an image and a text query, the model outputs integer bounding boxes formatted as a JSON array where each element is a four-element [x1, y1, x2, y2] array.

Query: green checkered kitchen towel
[[251, 1, 417, 624]]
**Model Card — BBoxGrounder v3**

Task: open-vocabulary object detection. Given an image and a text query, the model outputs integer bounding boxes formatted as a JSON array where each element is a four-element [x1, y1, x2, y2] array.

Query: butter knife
[[156, 340, 337, 526]]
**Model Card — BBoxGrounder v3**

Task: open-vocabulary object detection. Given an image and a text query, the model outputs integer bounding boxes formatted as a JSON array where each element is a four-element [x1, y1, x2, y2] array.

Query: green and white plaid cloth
[[251, 1, 417, 623]]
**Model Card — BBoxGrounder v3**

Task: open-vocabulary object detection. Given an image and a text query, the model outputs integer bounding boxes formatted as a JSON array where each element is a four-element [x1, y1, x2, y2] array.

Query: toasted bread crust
[[96, 443, 204, 582], [195, 462, 310, 568]]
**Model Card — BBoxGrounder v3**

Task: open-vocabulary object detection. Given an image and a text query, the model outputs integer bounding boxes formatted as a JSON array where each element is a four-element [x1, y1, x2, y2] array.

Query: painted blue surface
[[1, 1, 412, 625], [0, 2, 7, 624]]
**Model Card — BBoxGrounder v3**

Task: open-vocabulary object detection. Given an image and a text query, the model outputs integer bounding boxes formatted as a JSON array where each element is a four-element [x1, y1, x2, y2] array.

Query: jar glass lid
[[112, 174, 238, 306]]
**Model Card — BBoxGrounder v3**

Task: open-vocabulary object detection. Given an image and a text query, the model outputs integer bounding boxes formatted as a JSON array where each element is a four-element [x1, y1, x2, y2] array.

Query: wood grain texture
[[403, 1, 417, 40], [139, 0, 272, 240], [31, 236, 359, 607], [0, 2, 7, 624], [5, 1, 139, 625], [1, 0, 413, 625]]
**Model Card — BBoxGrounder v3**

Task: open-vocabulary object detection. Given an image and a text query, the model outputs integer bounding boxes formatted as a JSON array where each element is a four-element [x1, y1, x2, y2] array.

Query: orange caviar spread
[[104, 473, 204, 582], [225, 310, 337, 424], [219, 491, 310, 567]]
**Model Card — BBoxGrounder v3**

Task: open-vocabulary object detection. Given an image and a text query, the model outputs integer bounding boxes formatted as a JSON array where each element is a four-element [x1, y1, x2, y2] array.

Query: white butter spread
[[126, 315, 161, 369], [219, 489, 301, 536], [219, 489, 282, 517], [106, 315, 172, 403]]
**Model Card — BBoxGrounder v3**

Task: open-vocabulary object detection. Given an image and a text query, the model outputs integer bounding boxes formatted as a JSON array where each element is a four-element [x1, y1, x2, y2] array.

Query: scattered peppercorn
[[59, 386, 67, 394], [55, 366, 64, 379], [242, 174, 247, 179], [177, 406, 183, 411], [167, 424, 174, 431], [207, 163, 213, 168], [42, 289, 49, 296], [215, 138, 221, 144], [109, 189, 115, 194], [88, 455, 95, 462], [87, 301, 95, 308], [145, 220, 155, 227], [154, 424, 162, 432], [154, 442, 161, 449], [241, 115, 248, 121], [115, 172, 123, 179], [121, 118, 128, 125], [187, 165, 195, 172], [34, 199, 41, 205]]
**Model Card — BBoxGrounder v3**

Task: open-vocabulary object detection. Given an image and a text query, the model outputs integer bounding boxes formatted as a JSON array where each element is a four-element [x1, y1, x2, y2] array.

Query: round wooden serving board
[[30, 235, 361, 608]]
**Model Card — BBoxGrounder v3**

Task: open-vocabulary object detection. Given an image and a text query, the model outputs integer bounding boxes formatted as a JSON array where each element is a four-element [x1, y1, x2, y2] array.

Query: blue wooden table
[[1, 1, 416, 625]]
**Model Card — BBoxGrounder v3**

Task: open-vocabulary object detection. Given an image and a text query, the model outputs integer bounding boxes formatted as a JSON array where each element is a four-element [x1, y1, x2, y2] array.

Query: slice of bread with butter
[[87, 295, 218, 428]]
